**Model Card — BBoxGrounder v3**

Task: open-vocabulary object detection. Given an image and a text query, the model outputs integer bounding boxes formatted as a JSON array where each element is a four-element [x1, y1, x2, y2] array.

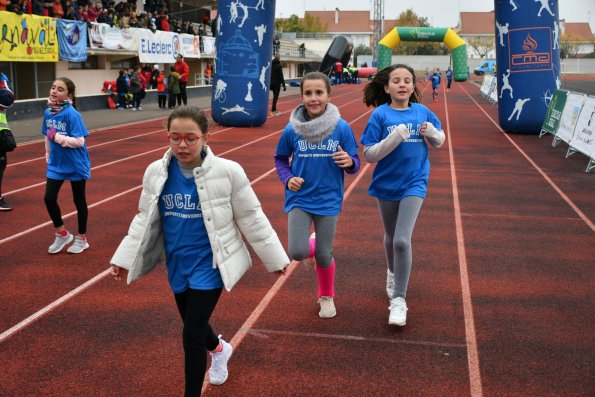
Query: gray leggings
[[376, 196, 423, 299], [287, 208, 338, 268]]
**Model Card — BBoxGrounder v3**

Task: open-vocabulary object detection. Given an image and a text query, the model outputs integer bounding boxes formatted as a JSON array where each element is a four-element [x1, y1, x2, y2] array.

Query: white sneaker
[[389, 297, 408, 326], [132, 107, 137, 111], [137, 106, 143, 111], [386, 269, 395, 299], [67, 236, 89, 254], [318, 296, 336, 318], [48, 231, 73, 254], [209, 337, 233, 385]]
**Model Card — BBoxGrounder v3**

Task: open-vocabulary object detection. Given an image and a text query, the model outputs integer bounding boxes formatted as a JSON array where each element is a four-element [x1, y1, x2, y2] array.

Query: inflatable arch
[[377, 27, 468, 81]]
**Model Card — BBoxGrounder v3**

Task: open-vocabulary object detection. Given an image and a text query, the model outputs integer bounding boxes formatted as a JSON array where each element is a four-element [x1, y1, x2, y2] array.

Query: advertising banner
[[138, 29, 181, 63], [568, 95, 595, 158], [540, 89, 567, 135], [57, 19, 88, 62], [0, 11, 58, 62], [555, 92, 585, 145]]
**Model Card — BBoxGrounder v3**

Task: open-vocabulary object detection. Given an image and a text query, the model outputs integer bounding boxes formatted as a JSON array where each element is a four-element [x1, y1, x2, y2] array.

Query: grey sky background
[[273, 0, 595, 32]]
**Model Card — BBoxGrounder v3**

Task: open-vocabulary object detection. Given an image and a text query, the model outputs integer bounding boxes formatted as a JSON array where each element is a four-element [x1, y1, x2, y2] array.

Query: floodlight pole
[[372, 0, 384, 66]]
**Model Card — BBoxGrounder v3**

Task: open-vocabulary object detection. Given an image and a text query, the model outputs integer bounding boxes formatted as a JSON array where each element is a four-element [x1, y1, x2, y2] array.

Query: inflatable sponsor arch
[[377, 27, 468, 81]]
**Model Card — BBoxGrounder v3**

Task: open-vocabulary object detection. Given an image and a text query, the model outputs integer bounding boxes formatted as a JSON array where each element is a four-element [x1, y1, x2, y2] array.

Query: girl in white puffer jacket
[[110, 106, 289, 396]]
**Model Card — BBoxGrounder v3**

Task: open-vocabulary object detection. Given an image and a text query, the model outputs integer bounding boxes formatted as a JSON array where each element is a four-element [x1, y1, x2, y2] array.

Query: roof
[[305, 11, 372, 33], [563, 22, 593, 40], [458, 11, 495, 35]]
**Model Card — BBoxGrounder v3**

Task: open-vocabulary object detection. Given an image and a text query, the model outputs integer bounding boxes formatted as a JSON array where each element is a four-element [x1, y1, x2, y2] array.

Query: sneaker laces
[[389, 298, 407, 315]]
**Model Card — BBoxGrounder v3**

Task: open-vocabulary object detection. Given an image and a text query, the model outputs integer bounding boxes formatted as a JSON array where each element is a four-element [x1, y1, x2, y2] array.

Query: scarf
[[289, 103, 340, 144], [47, 98, 72, 115]]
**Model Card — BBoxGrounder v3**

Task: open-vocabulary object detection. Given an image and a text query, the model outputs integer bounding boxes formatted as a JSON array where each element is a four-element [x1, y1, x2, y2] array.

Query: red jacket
[[175, 60, 190, 83]]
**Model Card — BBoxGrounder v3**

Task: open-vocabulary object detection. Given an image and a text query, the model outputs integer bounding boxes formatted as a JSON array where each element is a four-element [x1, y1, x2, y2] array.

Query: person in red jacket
[[175, 54, 190, 106]]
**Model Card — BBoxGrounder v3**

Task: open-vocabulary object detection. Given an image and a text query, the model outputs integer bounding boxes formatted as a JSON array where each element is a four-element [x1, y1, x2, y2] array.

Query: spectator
[[52, 0, 64, 18], [269, 53, 285, 116], [203, 62, 213, 86], [334, 61, 343, 85], [150, 64, 160, 89], [298, 43, 305, 58], [116, 69, 128, 109], [0, 73, 16, 211], [167, 65, 181, 108], [129, 66, 145, 111], [174, 54, 189, 106], [273, 34, 280, 54], [156, 69, 167, 109]]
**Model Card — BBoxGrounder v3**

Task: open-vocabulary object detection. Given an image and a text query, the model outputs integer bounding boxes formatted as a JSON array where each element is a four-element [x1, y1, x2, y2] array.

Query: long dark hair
[[55, 77, 78, 109], [363, 64, 421, 107]]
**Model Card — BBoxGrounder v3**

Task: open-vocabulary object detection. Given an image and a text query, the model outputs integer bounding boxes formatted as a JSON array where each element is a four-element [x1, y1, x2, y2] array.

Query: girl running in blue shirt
[[274, 71, 360, 319], [360, 64, 445, 327], [110, 107, 289, 396], [42, 78, 91, 254]]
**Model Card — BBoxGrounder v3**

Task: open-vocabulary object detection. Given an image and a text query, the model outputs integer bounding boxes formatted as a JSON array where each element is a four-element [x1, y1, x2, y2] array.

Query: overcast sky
[[273, 0, 595, 32]]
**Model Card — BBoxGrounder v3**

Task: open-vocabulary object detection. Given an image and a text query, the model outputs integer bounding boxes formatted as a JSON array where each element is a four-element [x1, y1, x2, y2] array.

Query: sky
[[273, 0, 595, 33]]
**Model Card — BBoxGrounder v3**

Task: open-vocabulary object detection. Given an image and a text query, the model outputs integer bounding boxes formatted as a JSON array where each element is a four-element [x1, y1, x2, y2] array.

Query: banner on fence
[[554, 92, 585, 145], [57, 20, 88, 62], [0, 12, 58, 62], [540, 90, 568, 136], [568, 95, 595, 159]]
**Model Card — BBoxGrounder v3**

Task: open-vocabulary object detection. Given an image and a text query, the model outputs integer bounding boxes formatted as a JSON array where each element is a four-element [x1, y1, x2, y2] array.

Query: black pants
[[158, 95, 167, 108], [271, 84, 281, 112], [132, 92, 143, 108], [447, 79, 452, 89], [0, 151, 6, 197], [44, 178, 88, 234], [168, 93, 182, 108], [179, 81, 188, 105], [174, 288, 222, 397]]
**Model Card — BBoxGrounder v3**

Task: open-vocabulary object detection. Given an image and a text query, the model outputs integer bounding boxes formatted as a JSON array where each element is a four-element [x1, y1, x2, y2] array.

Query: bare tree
[[467, 36, 495, 59], [560, 33, 581, 59]]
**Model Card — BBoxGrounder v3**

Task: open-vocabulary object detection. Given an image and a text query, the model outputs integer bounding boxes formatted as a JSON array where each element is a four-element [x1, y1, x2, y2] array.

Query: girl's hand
[[332, 145, 354, 168], [110, 265, 128, 281], [46, 126, 57, 141], [287, 176, 304, 192], [420, 122, 435, 136]]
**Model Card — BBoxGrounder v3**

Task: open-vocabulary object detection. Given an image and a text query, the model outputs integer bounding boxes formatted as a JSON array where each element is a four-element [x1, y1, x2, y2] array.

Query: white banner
[[180, 33, 201, 58], [555, 92, 585, 144], [138, 29, 181, 63], [202, 36, 216, 56], [568, 95, 595, 158], [480, 75, 494, 96], [88, 23, 138, 51]]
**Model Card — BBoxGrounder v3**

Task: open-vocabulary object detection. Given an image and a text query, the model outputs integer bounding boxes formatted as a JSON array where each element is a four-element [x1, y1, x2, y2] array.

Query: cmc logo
[[509, 28, 552, 72], [171, 35, 180, 60]]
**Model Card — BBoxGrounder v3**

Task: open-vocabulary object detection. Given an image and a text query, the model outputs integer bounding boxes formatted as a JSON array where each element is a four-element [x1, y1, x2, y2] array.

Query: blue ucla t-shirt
[[160, 159, 223, 293], [360, 103, 442, 201], [41, 106, 91, 181], [275, 118, 358, 216]]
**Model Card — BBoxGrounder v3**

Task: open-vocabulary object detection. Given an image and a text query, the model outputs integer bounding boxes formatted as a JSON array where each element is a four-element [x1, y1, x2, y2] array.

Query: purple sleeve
[[274, 154, 293, 188], [345, 154, 361, 174]]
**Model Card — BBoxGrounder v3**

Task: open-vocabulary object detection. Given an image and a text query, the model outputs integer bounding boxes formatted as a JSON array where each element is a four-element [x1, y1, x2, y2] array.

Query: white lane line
[[244, 328, 467, 349], [0, 269, 112, 343], [459, 84, 594, 232], [444, 86, 484, 397]]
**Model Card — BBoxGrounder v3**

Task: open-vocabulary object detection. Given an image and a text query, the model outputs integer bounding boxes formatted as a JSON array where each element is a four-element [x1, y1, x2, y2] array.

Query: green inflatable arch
[[378, 27, 468, 81]]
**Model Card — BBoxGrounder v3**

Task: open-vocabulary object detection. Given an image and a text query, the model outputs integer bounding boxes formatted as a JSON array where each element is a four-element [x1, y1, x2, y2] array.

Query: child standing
[[110, 106, 289, 396], [446, 66, 454, 91], [42, 77, 91, 254], [156, 69, 167, 109], [360, 64, 445, 326], [274, 71, 360, 319], [168, 65, 181, 109]]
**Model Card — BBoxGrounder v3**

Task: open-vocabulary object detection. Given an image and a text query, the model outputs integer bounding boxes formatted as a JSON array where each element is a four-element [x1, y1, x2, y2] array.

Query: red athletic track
[[0, 79, 593, 397]]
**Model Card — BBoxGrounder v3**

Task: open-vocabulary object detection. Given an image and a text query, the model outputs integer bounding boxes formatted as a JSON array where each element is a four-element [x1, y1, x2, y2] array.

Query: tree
[[467, 36, 496, 59], [274, 13, 327, 33], [560, 33, 581, 59]]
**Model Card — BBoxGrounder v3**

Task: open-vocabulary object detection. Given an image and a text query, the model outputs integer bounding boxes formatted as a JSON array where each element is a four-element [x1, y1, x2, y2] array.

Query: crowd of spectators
[[0, 0, 215, 37]]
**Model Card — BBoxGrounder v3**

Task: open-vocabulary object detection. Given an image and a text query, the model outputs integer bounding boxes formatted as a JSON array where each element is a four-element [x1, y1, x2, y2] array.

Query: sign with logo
[[508, 27, 552, 73], [541, 89, 568, 135]]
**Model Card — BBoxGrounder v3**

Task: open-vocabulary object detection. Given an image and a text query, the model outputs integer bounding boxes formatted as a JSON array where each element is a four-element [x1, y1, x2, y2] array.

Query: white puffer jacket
[[110, 146, 290, 291]]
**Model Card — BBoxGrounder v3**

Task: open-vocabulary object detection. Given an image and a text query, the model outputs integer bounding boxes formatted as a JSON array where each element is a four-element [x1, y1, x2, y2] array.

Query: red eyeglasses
[[168, 133, 203, 146]]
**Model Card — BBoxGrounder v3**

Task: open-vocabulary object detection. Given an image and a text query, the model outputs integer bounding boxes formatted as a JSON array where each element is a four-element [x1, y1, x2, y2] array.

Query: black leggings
[[44, 178, 88, 234], [271, 84, 281, 112], [174, 288, 222, 397], [0, 151, 6, 197]]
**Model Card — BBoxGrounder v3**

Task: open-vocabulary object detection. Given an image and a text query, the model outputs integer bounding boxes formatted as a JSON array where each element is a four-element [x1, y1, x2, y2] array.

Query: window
[[110, 58, 137, 69], [69, 56, 99, 69]]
